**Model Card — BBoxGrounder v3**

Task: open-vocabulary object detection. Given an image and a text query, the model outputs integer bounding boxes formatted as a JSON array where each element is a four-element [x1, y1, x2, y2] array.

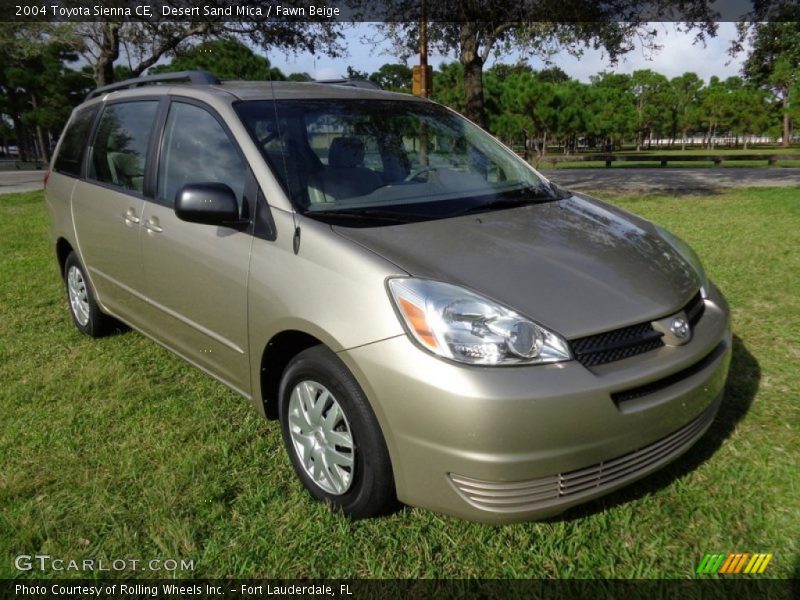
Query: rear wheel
[[64, 252, 115, 337], [278, 345, 396, 518]]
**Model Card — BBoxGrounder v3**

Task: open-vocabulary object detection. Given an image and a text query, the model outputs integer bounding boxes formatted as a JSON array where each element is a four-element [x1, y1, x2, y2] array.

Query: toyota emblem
[[670, 317, 690, 339]]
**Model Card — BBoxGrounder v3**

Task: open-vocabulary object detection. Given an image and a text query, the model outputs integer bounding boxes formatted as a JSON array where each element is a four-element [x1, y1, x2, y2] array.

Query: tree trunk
[[782, 95, 791, 148], [12, 116, 27, 162], [681, 127, 688, 151], [29, 95, 49, 162], [459, 23, 486, 129], [93, 23, 121, 86]]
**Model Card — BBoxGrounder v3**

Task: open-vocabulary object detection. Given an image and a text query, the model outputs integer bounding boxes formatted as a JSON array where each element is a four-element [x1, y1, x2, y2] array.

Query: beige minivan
[[46, 71, 731, 523]]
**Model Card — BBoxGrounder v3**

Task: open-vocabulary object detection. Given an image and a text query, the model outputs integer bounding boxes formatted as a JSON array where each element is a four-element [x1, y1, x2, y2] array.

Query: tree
[[376, 2, 716, 128], [0, 25, 89, 161], [368, 63, 412, 92], [726, 79, 770, 149], [76, 6, 343, 86], [589, 72, 637, 151], [535, 66, 570, 84], [431, 62, 465, 113], [151, 39, 286, 81], [287, 72, 314, 82], [500, 71, 561, 158], [670, 72, 703, 149], [630, 70, 673, 151], [734, 6, 800, 147], [697, 76, 729, 149], [345, 66, 370, 80]]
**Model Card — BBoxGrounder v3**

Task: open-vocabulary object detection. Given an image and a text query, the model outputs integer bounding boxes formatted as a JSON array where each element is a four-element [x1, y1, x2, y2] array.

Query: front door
[[139, 100, 253, 394]]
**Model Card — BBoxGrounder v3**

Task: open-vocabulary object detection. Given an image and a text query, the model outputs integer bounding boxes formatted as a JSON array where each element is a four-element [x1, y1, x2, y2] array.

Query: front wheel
[[278, 345, 396, 518]]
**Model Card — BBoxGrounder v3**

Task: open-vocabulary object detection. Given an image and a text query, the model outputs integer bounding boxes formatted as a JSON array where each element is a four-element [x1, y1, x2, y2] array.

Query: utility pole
[[419, 0, 428, 98], [416, 0, 430, 166], [413, 0, 432, 98]]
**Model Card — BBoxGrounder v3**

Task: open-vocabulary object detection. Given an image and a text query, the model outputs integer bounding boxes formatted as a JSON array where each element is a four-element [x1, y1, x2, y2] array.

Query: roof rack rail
[[85, 70, 220, 101], [314, 79, 380, 90]]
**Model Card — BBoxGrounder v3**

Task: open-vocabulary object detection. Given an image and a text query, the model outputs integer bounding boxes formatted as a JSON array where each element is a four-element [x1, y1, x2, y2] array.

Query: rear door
[[71, 99, 160, 324], [138, 99, 253, 394]]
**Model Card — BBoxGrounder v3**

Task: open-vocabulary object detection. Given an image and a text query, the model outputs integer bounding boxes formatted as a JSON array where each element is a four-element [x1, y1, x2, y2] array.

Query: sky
[[269, 22, 748, 83]]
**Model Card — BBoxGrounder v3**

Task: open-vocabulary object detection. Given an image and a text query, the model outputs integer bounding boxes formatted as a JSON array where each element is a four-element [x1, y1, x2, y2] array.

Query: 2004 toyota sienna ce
[[45, 71, 731, 523]]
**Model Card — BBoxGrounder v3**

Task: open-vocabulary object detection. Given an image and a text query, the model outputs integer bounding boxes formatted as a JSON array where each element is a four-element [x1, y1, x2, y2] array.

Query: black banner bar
[[3, 0, 800, 23], [0, 579, 797, 600]]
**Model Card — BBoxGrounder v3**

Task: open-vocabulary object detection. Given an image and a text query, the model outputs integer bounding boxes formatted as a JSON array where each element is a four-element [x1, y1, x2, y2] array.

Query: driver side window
[[158, 102, 248, 209]]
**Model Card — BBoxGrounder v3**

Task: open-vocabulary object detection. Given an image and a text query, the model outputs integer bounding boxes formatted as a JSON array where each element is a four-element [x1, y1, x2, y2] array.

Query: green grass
[[542, 160, 800, 169], [531, 146, 800, 169], [612, 147, 800, 156], [1, 189, 798, 579]]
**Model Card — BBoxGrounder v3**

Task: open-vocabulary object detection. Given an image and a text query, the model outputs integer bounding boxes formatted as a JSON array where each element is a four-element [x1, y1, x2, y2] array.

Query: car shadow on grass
[[553, 333, 760, 521]]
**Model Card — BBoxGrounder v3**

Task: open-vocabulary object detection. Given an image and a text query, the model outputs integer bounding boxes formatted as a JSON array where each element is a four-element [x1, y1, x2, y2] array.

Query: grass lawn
[[613, 147, 800, 156], [0, 189, 797, 579], [542, 160, 800, 169], [528, 146, 800, 169]]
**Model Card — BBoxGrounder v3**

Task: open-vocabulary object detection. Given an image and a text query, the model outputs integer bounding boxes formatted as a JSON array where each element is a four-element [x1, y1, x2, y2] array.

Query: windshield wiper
[[456, 191, 558, 216], [303, 208, 418, 223]]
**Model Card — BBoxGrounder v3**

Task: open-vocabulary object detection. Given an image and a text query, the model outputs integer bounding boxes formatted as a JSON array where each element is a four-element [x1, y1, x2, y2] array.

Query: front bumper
[[338, 286, 732, 524]]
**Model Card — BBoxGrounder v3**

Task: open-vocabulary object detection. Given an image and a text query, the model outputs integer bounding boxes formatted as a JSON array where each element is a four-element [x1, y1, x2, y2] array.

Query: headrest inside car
[[328, 137, 365, 168]]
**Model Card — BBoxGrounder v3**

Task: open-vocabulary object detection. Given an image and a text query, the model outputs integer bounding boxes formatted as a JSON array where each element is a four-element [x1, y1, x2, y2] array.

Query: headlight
[[655, 225, 709, 298], [387, 278, 571, 365]]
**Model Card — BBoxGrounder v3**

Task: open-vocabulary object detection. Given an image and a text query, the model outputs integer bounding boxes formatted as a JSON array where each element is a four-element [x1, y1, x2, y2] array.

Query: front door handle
[[124, 208, 140, 226], [144, 218, 163, 234]]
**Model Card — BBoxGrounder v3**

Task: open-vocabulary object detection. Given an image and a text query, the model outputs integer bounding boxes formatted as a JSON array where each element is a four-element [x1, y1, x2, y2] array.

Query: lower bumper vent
[[449, 399, 718, 513]]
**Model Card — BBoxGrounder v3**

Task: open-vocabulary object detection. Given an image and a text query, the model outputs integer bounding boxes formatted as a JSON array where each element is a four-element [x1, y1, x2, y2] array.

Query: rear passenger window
[[157, 102, 247, 208], [53, 106, 98, 176], [88, 101, 158, 193]]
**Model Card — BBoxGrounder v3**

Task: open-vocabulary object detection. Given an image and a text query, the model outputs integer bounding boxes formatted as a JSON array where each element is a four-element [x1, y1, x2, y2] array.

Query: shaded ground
[[543, 167, 800, 195]]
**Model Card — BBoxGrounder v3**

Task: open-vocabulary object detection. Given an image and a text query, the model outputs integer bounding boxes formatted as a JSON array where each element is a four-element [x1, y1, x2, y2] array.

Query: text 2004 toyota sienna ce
[[45, 71, 731, 523]]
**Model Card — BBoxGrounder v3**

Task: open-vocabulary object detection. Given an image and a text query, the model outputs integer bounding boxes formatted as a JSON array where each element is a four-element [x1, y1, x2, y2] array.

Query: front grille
[[449, 399, 718, 513], [570, 290, 705, 368], [611, 341, 725, 406], [571, 323, 664, 368]]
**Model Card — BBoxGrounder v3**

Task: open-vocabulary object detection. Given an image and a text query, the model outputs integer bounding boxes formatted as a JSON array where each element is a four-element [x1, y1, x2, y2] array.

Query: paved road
[[543, 167, 800, 195], [0, 170, 47, 194], [1, 166, 799, 196]]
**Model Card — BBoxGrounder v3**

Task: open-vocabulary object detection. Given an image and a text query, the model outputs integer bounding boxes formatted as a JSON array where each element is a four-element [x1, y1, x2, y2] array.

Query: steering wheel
[[404, 166, 436, 182], [257, 131, 279, 148]]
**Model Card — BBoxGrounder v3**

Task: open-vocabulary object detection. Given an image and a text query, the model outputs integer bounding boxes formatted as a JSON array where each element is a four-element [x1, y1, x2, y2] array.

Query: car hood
[[332, 194, 700, 339]]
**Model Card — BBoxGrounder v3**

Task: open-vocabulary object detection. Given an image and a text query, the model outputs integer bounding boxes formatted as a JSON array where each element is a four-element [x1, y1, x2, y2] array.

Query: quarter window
[[88, 101, 158, 193], [53, 106, 98, 177], [157, 102, 247, 209]]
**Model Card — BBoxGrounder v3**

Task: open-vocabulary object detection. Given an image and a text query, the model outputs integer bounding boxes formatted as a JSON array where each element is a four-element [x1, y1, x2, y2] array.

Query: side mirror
[[174, 183, 243, 227]]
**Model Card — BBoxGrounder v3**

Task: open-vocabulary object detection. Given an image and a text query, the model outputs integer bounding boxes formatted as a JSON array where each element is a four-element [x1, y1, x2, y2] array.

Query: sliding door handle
[[123, 208, 140, 226]]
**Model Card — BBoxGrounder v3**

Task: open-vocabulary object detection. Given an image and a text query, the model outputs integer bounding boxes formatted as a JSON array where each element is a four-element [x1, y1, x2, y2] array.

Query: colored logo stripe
[[698, 553, 773, 574]]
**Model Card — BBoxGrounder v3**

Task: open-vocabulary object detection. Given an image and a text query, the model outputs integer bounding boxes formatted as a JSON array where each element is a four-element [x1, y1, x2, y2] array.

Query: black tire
[[278, 345, 397, 519], [63, 252, 115, 337]]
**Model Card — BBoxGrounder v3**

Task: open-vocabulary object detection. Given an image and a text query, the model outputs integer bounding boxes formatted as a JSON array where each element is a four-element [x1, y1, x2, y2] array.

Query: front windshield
[[235, 98, 557, 223]]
